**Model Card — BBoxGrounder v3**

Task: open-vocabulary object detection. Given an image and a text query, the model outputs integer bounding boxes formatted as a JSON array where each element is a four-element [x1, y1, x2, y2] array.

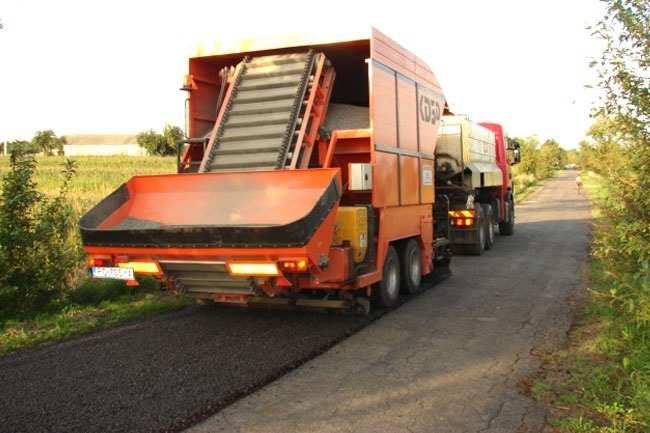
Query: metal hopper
[[80, 168, 341, 248]]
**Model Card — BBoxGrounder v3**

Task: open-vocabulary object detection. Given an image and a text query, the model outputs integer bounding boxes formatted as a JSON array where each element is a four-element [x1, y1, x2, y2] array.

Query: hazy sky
[[0, 0, 605, 148]]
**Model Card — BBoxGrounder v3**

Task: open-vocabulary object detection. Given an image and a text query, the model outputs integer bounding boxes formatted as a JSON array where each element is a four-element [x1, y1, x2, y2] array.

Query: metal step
[[238, 73, 303, 91], [244, 63, 306, 79], [220, 124, 286, 142], [226, 111, 292, 128], [234, 86, 300, 104], [216, 138, 285, 155], [208, 152, 279, 170], [229, 98, 297, 115], [247, 53, 309, 67]]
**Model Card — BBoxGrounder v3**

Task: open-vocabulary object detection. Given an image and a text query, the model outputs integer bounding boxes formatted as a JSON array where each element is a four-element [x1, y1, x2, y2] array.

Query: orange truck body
[[80, 29, 450, 309]]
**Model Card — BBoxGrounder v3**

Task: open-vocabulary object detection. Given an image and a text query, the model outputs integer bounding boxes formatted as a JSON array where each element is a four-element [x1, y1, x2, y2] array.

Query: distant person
[[575, 175, 583, 194]]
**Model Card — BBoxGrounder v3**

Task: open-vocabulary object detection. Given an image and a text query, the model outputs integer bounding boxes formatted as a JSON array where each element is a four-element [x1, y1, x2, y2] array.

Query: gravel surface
[[323, 103, 369, 131], [0, 307, 374, 433], [113, 217, 163, 230]]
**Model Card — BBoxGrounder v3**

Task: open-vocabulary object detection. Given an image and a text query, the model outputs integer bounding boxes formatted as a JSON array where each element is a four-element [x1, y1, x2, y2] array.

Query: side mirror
[[507, 141, 521, 165], [513, 144, 521, 164]]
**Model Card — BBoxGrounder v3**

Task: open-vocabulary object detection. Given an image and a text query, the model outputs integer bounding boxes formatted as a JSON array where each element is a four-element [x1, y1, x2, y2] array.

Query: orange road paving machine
[[80, 29, 452, 311]]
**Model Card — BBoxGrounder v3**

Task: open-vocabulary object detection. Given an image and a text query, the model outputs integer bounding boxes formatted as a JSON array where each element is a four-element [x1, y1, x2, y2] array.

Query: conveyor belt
[[201, 51, 316, 172]]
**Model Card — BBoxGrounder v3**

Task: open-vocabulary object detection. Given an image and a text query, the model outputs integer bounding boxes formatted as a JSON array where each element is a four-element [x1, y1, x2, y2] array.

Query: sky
[[0, 0, 605, 148]]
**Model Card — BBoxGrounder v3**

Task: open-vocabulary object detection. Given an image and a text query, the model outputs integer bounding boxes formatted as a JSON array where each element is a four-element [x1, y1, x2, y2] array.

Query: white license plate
[[91, 266, 134, 280]]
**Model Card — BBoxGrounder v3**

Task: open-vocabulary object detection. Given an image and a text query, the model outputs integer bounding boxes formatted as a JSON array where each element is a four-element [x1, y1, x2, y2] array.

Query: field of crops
[[0, 155, 177, 213]]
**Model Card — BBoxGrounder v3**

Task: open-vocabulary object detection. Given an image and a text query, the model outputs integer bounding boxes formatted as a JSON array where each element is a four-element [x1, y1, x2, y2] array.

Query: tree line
[[1, 125, 184, 157]]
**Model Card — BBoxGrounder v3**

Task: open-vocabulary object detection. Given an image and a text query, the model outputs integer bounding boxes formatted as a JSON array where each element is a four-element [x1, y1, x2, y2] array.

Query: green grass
[[0, 155, 176, 213], [512, 171, 541, 203], [0, 291, 187, 355], [531, 171, 650, 433], [0, 156, 184, 355]]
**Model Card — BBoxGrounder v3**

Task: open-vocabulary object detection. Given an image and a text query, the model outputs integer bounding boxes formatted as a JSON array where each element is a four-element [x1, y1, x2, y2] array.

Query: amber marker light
[[117, 261, 161, 274], [279, 259, 309, 273], [227, 262, 280, 276]]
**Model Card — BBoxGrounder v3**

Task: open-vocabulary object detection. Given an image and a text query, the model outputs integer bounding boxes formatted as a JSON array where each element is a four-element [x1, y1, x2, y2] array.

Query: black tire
[[399, 239, 422, 294], [499, 199, 515, 235], [371, 245, 401, 308], [483, 204, 495, 250], [467, 206, 485, 256]]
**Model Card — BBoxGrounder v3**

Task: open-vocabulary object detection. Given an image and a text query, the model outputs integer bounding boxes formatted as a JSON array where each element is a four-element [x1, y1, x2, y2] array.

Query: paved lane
[[186, 171, 591, 433]]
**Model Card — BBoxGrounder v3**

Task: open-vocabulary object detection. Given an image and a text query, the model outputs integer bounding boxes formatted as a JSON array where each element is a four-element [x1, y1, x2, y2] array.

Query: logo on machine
[[419, 94, 442, 125]]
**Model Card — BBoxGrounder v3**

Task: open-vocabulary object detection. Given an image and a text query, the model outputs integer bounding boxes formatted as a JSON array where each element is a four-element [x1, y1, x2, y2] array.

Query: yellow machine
[[332, 207, 368, 263]]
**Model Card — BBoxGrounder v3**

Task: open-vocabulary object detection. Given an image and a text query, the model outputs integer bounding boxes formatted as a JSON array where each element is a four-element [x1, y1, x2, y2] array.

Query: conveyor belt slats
[[201, 51, 315, 172]]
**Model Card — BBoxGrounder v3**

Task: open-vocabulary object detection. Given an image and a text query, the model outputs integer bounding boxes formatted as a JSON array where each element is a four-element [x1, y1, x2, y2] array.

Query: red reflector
[[87, 256, 110, 267]]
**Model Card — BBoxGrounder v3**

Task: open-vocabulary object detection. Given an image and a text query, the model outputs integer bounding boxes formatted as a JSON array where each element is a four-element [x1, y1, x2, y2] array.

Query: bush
[[0, 151, 81, 316], [136, 125, 184, 156]]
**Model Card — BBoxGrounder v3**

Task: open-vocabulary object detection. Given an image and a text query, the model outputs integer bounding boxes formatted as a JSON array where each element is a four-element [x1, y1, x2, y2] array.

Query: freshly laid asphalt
[[0, 171, 590, 433], [0, 306, 373, 433], [185, 170, 591, 433]]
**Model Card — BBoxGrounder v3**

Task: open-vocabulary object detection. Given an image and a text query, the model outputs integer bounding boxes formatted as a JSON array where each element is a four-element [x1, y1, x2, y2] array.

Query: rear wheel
[[483, 204, 495, 250], [499, 199, 515, 235], [371, 245, 400, 308], [399, 239, 422, 294], [468, 206, 485, 256]]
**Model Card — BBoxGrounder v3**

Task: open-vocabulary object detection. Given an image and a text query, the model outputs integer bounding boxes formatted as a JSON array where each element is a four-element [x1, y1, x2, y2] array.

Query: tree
[[589, 0, 649, 271], [31, 130, 66, 156], [3, 140, 39, 155], [538, 139, 567, 173], [136, 124, 184, 156], [513, 135, 541, 176]]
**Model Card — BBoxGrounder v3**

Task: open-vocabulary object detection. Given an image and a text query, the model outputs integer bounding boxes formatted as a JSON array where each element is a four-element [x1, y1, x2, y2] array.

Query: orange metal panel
[[372, 51, 414, 82], [374, 205, 433, 276], [415, 60, 441, 91], [372, 151, 399, 207], [416, 85, 444, 156], [99, 168, 341, 228], [399, 155, 419, 205], [313, 247, 350, 283], [396, 78, 418, 151], [188, 61, 222, 139], [420, 158, 434, 204], [373, 29, 416, 62], [371, 30, 416, 80], [371, 67, 397, 148]]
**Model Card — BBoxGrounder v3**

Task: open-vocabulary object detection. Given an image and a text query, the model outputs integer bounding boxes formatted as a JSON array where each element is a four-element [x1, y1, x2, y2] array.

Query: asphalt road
[[0, 171, 590, 433], [186, 170, 591, 433]]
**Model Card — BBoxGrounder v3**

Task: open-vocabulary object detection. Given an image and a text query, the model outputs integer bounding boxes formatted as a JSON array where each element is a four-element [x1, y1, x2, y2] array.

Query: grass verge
[[0, 279, 189, 356], [529, 172, 650, 433], [512, 171, 552, 204]]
